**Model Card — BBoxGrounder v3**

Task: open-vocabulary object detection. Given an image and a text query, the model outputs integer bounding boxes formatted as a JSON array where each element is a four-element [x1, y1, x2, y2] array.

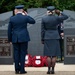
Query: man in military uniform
[[8, 5, 35, 74]]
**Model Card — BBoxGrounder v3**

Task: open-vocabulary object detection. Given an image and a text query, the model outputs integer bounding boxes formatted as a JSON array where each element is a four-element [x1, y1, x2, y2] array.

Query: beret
[[47, 6, 55, 11], [15, 5, 24, 9]]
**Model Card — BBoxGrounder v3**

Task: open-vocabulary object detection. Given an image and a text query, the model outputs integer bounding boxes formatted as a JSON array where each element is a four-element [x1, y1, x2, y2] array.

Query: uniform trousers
[[13, 42, 28, 72]]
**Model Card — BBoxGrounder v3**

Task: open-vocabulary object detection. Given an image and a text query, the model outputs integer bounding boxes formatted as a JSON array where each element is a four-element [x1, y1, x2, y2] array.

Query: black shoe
[[51, 71, 55, 74], [47, 71, 50, 74], [20, 71, 27, 74], [15, 70, 19, 74]]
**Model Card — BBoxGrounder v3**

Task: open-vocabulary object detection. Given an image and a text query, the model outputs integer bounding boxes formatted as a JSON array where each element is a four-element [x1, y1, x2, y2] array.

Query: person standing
[[41, 6, 68, 74], [55, 9, 64, 61], [8, 5, 35, 74]]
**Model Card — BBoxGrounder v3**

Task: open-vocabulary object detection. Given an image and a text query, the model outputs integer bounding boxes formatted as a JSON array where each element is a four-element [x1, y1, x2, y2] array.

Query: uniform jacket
[[8, 13, 35, 43], [41, 13, 68, 40]]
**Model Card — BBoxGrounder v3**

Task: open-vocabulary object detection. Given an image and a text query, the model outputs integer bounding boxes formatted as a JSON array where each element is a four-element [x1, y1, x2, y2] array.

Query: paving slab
[[0, 71, 75, 75]]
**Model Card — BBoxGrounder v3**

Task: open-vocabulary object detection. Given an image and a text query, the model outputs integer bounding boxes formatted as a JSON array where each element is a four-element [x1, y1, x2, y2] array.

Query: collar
[[17, 11, 22, 14]]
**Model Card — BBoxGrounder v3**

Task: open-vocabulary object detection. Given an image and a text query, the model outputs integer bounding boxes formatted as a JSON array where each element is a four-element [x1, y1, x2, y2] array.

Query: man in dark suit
[[8, 5, 35, 74]]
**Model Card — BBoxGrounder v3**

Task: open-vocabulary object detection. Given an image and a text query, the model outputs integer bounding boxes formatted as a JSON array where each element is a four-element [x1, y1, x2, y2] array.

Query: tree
[[0, 0, 75, 13]]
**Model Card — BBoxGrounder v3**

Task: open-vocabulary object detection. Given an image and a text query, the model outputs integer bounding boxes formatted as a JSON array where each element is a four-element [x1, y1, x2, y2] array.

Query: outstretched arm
[[58, 12, 69, 21], [27, 16, 35, 24]]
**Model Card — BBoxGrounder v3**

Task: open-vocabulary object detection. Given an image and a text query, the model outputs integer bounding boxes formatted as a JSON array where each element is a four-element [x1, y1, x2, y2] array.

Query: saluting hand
[[22, 11, 28, 15]]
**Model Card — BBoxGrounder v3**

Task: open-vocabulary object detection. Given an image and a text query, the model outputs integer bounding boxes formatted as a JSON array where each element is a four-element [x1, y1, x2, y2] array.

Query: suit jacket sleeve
[[8, 17, 13, 42], [41, 18, 45, 41], [27, 16, 35, 24], [58, 13, 68, 22]]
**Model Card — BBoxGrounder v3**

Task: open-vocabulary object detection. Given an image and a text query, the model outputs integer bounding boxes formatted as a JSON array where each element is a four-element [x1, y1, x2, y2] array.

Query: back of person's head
[[47, 6, 55, 15], [14, 5, 24, 14]]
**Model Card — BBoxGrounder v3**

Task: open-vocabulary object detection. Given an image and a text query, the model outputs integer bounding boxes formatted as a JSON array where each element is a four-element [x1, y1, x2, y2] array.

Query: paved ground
[[0, 63, 75, 71], [0, 63, 75, 75], [0, 71, 75, 75]]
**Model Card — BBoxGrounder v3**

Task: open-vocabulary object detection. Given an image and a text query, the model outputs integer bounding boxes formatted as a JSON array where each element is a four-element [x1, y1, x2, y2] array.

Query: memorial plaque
[[0, 11, 13, 64], [0, 38, 11, 57], [64, 10, 75, 64], [66, 37, 75, 55]]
